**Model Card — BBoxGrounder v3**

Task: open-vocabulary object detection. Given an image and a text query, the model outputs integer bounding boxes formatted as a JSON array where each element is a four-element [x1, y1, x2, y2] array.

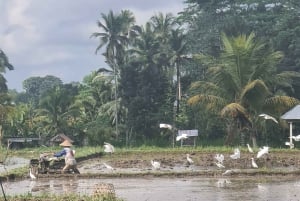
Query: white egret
[[258, 113, 278, 123], [285, 142, 294, 149], [214, 154, 224, 164], [215, 162, 225, 168], [251, 158, 258, 168], [230, 148, 240, 159], [104, 142, 115, 154], [246, 144, 254, 153], [103, 163, 114, 171], [291, 135, 300, 141], [151, 160, 160, 170], [186, 154, 194, 165], [159, 123, 172, 130], [176, 134, 188, 141], [222, 169, 234, 176], [29, 168, 36, 180], [257, 146, 269, 158]]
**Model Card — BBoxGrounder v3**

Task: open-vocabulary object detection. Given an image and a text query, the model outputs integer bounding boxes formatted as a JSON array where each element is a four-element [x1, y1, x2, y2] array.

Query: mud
[[76, 150, 300, 175]]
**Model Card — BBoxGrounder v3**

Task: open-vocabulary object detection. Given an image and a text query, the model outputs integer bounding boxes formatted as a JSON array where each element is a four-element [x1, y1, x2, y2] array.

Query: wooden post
[[289, 122, 293, 149]]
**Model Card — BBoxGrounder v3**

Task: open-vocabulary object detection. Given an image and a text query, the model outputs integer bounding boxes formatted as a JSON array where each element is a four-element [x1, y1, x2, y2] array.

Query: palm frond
[[187, 94, 227, 111], [240, 79, 270, 109], [220, 103, 247, 118], [273, 71, 300, 90], [208, 66, 238, 96], [264, 96, 300, 114]]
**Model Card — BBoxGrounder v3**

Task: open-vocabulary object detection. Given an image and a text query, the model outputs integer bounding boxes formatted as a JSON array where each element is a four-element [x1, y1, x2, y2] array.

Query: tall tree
[[22, 76, 63, 106], [91, 10, 136, 139], [188, 32, 300, 146], [180, 0, 300, 72], [0, 49, 14, 146], [36, 86, 80, 138], [120, 19, 173, 143], [0, 49, 14, 92]]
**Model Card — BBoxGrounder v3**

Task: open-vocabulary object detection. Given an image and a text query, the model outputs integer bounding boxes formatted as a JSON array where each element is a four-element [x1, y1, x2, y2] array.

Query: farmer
[[53, 140, 80, 174]]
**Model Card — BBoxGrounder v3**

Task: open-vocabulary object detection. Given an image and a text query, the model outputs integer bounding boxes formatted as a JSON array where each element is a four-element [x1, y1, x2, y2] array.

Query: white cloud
[[1, 0, 186, 91], [27, 49, 74, 66], [132, 3, 184, 26]]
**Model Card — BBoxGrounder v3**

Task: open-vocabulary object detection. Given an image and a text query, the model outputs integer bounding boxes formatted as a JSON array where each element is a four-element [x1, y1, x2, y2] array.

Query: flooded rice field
[[0, 157, 29, 174], [3, 176, 300, 201]]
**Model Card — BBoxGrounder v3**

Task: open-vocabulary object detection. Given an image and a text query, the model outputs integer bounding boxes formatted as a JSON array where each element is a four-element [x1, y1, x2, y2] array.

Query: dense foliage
[[1, 1, 300, 148]]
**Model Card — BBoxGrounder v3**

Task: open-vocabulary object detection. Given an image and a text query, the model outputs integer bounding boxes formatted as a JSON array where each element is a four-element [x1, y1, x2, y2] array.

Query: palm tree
[[169, 28, 189, 114], [37, 86, 80, 136], [188, 32, 300, 146], [91, 10, 135, 138], [0, 49, 14, 92], [0, 49, 14, 145], [150, 12, 175, 44]]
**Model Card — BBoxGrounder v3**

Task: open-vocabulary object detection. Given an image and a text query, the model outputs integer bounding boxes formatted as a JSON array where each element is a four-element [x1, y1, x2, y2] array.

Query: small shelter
[[281, 105, 300, 149], [49, 133, 73, 146], [6, 137, 40, 149]]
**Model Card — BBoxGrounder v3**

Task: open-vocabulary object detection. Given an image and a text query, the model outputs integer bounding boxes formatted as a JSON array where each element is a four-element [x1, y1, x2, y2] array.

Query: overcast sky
[[0, 0, 185, 91]]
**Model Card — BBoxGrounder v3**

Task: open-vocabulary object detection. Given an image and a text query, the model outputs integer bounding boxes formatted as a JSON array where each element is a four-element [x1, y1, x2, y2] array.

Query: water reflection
[[3, 177, 300, 201], [215, 178, 231, 188]]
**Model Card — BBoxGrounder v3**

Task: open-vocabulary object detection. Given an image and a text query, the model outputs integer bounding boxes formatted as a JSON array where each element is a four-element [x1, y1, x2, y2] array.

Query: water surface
[[3, 176, 300, 201]]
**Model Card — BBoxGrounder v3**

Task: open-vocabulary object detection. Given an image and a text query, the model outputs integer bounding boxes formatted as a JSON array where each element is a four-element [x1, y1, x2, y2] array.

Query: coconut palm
[[169, 28, 189, 114], [36, 86, 80, 136], [188, 32, 300, 146], [91, 10, 136, 138], [0, 49, 14, 92], [150, 12, 175, 44]]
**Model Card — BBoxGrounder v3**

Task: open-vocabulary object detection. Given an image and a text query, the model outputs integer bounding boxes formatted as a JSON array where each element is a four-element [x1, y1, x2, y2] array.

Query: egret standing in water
[[186, 154, 194, 165], [285, 141, 294, 149], [251, 158, 258, 168], [29, 168, 36, 180], [246, 144, 254, 153], [103, 163, 114, 171], [215, 162, 225, 169], [230, 148, 240, 159], [151, 160, 160, 170], [214, 154, 224, 164], [257, 146, 269, 158], [104, 142, 115, 154], [222, 169, 234, 176]]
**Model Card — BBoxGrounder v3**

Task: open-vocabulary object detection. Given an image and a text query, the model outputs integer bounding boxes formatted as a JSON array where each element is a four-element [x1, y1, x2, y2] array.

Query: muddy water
[[3, 176, 300, 201], [0, 157, 29, 173]]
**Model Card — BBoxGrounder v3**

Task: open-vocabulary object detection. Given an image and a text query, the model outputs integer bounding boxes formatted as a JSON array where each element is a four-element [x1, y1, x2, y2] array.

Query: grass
[[4, 193, 124, 201]]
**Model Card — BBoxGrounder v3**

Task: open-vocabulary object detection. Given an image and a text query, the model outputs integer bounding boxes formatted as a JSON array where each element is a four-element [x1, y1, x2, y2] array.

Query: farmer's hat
[[59, 140, 72, 147]]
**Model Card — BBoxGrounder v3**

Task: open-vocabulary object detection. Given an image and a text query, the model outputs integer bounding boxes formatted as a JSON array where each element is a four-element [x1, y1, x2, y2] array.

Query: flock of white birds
[[218, 144, 270, 176], [101, 141, 271, 175]]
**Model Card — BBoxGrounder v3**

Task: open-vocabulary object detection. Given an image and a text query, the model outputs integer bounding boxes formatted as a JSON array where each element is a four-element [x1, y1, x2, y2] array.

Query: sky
[[0, 0, 186, 92]]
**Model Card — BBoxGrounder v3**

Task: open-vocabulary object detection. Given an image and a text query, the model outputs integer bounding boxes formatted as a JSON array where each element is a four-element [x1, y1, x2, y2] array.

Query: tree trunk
[[251, 130, 258, 148], [225, 123, 236, 146], [0, 125, 2, 148]]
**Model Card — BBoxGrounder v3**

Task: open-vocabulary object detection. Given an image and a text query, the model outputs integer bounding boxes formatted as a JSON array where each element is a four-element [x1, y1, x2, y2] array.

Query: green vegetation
[[5, 193, 123, 201], [1, 1, 300, 149]]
